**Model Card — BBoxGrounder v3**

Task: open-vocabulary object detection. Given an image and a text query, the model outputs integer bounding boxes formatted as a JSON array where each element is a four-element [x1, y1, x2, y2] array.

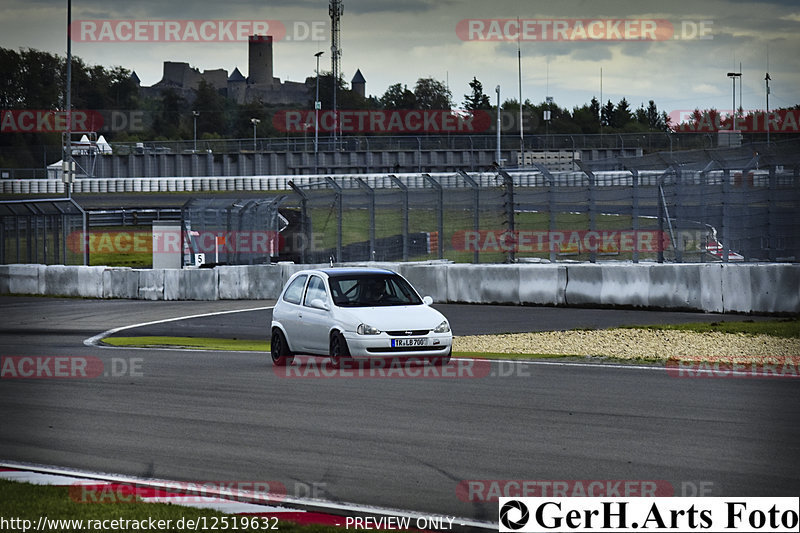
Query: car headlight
[[357, 323, 381, 335], [434, 320, 451, 333]]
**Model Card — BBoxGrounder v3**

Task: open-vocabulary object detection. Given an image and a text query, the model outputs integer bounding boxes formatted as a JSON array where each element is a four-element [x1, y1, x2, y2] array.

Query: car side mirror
[[309, 298, 330, 311], [422, 296, 434, 306]]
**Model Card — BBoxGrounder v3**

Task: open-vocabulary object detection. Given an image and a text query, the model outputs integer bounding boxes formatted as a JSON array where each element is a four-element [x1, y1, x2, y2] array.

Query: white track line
[[83, 305, 274, 347], [84, 304, 671, 373]]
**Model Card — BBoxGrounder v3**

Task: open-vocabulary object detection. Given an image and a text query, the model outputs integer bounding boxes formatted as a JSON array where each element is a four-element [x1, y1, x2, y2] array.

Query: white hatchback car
[[270, 268, 452, 367]]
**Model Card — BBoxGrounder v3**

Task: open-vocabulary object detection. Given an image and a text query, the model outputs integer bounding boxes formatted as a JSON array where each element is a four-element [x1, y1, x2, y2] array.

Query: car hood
[[335, 304, 447, 332]]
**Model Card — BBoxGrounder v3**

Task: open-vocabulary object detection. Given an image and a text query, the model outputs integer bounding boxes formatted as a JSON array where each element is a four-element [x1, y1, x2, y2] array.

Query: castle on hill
[[135, 35, 365, 106]]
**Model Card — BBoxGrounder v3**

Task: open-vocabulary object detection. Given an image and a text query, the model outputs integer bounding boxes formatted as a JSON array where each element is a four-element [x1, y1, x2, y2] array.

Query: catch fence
[[280, 140, 800, 264]]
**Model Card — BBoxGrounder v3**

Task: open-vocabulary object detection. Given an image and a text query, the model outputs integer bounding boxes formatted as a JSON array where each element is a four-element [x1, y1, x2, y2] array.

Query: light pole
[[495, 85, 501, 167], [765, 72, 771, 144], [250, 118, 260, 151], [314, 51, 324, 174], [192, 110, 199, 152], [727, 71, 741, 130]]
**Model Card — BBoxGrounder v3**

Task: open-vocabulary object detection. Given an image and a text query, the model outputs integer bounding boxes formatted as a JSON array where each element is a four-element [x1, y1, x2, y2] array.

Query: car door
[[301, 274, 332, 354], [278, 273, 308, 352]]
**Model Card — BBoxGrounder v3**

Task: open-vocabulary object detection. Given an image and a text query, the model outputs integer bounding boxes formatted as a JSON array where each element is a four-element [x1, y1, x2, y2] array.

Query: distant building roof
[[228, 67, 246, 82], [351, 69, 365, 84], [130, 71, 140, 85]]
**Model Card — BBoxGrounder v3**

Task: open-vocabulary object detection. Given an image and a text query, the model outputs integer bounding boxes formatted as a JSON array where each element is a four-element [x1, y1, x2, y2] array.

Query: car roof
[[297, 267, 397, 278]]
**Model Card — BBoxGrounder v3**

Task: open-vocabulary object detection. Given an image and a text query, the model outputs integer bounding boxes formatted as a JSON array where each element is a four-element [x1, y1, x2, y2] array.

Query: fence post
[[628, 167, 640, 263], [422, 174, 444, 260], [575, 161, 596, 263], [457, 170, 480, 264], [721, 169, 730, 264], [532, 163, 557, 262], [389, 175, 409, 261], [288, 180, 309, 264], [324, 177, 343, 263], [767, 166, 777, 262], [497, 169, 516, 263], [355, 178, 376, 261]]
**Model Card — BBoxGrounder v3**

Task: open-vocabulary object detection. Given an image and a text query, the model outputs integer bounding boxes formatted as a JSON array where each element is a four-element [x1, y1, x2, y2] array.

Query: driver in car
[[361, 278, 387, 304]]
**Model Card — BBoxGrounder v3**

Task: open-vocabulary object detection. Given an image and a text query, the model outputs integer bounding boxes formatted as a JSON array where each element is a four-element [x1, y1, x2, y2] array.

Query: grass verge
[[619, 317, 800, 338], [103, 336, 269, 351], [0, 479, 349, 533]]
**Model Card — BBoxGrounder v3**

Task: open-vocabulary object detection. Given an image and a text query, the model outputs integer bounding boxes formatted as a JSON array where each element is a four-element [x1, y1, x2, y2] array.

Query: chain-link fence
[[0, 198, 87, 265], [181, 197, 287, 266], [279, 140, 800, 264]]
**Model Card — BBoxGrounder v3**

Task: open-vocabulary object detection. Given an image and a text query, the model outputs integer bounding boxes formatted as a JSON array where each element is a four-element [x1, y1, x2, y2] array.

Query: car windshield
[[328, 273, 423, 307]]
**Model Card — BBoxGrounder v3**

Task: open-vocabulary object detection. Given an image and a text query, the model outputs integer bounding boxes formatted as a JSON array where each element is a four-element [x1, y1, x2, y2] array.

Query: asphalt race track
[[1, 296, 798, 525]]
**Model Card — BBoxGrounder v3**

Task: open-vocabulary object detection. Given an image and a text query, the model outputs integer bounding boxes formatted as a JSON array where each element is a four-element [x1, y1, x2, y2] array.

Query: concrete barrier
[[78, 266, 105, 298], [102, 268, 139, 299], [748, 264, 800, 314], [0, 262, 797, 313], [599, 264, 651, 307], [5, 264, 44, 295], [179, 268, 218, 300], [445, 264, 521, 304], [138, 269, 165, 300], [396, 262, 448, 303], [564, 264, 604, 306], [43, 265, 81, 297], [698, 264, 724, 313], [519, 264, 567, 305], [217, 265, 283, 300]]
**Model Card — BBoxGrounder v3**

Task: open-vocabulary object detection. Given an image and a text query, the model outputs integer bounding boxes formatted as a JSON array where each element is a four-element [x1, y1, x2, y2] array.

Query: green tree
[[612, 97, 633, 129], [380, 83, 416, 109], [413, 77, 451, 110], [463, 77, 491, 110], [193, 80, 227, 136]]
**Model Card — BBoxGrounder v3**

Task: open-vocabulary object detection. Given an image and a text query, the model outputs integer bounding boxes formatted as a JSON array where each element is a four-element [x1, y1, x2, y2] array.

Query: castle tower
[[248, 35, 273, 86], [351, 69, 365, 98]]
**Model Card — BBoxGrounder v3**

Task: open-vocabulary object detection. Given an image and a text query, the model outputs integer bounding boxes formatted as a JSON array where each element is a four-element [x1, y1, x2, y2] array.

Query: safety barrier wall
[[0, 262, 797, 314]]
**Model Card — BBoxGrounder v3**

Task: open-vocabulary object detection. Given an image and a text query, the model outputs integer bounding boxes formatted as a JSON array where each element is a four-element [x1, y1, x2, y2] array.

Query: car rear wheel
[[271, 329, 294, 366], [330, 332, 351, 368]]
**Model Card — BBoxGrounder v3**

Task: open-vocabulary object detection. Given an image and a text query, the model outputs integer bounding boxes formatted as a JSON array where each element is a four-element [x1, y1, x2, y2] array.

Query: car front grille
[[385, 329, 430, 336]]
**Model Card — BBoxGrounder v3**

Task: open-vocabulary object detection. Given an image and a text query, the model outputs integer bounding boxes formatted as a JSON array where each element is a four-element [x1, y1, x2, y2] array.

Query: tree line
[[2, 46, 793, 168]]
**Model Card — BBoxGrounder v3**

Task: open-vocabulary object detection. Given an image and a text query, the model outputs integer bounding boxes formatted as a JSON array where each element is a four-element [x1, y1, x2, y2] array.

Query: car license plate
[[391, 338, 429, 348]]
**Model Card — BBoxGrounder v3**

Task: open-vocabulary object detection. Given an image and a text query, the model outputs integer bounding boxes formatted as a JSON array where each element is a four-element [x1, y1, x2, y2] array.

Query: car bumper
[[342, 332, 452, 359]]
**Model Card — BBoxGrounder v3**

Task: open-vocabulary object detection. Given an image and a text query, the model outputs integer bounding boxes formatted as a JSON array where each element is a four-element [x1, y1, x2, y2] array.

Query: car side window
[[282, 274, 307, 305], [304, 275, 328, 306]]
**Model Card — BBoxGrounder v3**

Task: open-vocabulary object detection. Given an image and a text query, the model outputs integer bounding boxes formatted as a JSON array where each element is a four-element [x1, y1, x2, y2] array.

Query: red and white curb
[[0, 462, 494, 531]]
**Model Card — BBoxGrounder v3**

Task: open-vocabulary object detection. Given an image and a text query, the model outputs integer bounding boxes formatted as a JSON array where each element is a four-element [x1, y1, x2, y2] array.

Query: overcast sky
[[2, 0, 799, 114]]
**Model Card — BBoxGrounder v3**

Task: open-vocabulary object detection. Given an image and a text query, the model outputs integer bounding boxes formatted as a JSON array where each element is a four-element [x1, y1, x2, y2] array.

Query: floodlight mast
[[329, 0, 343, 148]]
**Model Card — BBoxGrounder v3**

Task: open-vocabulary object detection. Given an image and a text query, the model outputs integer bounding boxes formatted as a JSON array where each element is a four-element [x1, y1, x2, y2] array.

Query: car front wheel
[[271, 329, 294, 366], [428, 349, 451, 366], [330, 332, 351, 368]]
